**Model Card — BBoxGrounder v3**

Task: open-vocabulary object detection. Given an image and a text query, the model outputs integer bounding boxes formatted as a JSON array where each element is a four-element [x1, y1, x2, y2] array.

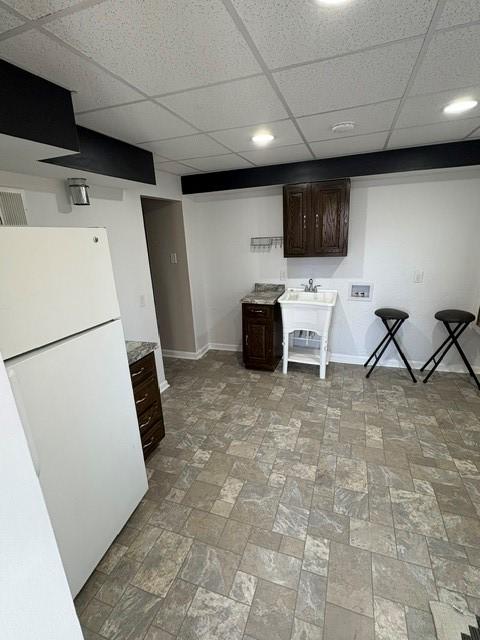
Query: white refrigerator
[[0, 227, 148, 597]]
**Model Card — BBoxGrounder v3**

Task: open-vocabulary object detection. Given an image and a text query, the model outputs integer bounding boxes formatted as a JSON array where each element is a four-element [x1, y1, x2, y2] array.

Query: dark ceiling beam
[[43, 126, 156, 185], [181, 139, 480, 194], [0, 59, 79, 152]]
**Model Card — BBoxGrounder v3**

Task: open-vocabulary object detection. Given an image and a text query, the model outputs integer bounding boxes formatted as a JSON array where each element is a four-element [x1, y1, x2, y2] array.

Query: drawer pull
[[139, 414, 153, 429], [132, 367, 145, 377], [142, 437, 155, 449], [136, 393, 148, 405]]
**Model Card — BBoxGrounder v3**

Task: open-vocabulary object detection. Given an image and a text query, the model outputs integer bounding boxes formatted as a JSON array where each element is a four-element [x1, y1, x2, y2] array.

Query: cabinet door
[[283, 184, 310, 256], [244, 317, 272, 365], [311, 179, 350, 256]]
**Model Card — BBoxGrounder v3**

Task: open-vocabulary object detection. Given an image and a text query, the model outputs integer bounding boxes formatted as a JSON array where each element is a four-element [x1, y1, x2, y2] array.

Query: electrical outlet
[[170, 252, 177, 264], [280, 269, 286, 281], [139, 294, 146, 308], [413, 269, 424, 284]]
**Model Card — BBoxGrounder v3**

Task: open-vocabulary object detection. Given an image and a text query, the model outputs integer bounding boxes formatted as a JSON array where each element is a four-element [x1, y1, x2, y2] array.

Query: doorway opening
[[141, 197, 196, 358]]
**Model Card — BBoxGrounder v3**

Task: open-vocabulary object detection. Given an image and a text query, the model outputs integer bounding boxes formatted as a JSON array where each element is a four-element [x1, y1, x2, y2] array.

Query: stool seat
[[434, 309, 475, 323], [375, 308, 409, 321]]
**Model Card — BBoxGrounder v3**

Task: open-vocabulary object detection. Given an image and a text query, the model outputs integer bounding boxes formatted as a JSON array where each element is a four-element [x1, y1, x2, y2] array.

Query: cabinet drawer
[[244, 304, 272, 320], [138, 398, 163, 437], [133, 374, 160, 417], [129, 351, 156, 388], [141, 423, 163, 460]]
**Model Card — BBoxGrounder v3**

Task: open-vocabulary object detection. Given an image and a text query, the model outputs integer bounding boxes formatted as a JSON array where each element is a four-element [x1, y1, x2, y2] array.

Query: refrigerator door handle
[[8, 369, 41, 478]]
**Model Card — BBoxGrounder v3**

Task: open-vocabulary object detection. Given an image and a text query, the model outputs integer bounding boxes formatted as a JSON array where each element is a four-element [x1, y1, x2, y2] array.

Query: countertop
[[240, 283, 285, 305], [125, 341, 157, 365]]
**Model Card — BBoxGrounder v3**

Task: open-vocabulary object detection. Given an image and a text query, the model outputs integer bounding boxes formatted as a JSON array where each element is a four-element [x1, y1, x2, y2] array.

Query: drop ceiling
[[0, 0, 479, 177]]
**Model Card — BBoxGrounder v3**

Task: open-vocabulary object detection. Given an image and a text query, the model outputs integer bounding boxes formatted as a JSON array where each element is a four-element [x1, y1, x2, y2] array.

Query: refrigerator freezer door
[[0, 227, 120, 360], [6, 319, 148, 597]]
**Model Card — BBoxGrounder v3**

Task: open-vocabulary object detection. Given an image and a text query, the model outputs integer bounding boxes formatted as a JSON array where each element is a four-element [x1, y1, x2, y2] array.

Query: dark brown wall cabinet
[[129, 351, 165, 459], [283, 178, 350, 257], [242, 303, 282, 371]]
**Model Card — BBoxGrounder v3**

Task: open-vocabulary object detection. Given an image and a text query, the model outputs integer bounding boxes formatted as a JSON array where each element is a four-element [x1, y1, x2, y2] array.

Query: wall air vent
[[0, 190, 27, 226]]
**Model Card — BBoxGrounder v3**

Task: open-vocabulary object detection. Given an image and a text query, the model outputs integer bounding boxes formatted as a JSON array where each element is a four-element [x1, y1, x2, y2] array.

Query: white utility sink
[[278, 288, 338, 378], [279, 289, 337, 306]]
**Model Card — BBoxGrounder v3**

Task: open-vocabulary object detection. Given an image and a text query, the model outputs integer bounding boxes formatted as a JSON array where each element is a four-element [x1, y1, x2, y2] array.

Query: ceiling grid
[[0, 0, 478, 175]]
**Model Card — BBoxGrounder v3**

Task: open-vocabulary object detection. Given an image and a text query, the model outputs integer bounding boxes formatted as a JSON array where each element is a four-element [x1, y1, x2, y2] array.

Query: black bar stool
[[421, 309, 480, 389], [364, 308, 417, 382]]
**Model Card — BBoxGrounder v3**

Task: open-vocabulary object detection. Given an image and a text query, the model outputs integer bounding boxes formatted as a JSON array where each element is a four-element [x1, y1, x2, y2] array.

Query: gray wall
[[142, 198, 196, 353]]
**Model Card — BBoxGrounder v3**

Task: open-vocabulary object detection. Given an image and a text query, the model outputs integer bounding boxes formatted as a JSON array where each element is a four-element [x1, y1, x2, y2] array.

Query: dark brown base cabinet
[[283, 178, 350, 257], [242, 303, 283, 371], [129, 351, 165, 459]]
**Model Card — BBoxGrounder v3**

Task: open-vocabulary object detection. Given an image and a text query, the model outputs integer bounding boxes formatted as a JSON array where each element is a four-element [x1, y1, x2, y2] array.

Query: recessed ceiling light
[[251, 132, 275, 146], [316, 0, 351, 6], [331, 121, 355, 133], [443, 98, 478, 115]]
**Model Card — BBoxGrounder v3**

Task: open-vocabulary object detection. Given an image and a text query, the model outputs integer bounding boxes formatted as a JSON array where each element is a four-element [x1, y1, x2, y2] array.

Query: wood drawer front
[[244, 304, 272, 320], [133, 374, 160, 417], [138, 398, 163, 437], [129, 351, 156, 388], [141, 423, 163, 459]]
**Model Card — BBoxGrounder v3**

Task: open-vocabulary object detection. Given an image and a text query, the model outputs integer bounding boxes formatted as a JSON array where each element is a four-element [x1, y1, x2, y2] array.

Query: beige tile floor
[[76, 351, 480, 640]]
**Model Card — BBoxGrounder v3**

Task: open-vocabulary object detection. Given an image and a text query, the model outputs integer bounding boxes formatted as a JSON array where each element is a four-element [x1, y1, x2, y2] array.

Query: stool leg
[[282, 332, 289, 375], [364, 331, 391, 368], [444, 323, 480, 390], [365, 319, 401, 379], [387, 326, 417, 383], [423, 322, 469, 384]]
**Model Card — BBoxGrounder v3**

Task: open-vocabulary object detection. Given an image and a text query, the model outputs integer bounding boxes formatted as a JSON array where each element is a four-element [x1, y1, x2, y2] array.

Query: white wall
[[0, 169, 182, 387], [183, 169, 480, 371]]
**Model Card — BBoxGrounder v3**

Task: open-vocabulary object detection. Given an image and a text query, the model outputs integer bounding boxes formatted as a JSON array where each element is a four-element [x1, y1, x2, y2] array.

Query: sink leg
[[319, 336, 328, 379], [282, 333, 289, 374]]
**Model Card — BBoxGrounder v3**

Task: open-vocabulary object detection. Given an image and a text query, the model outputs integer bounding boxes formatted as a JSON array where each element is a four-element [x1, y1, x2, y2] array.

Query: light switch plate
[[414, 269, 424, 283]]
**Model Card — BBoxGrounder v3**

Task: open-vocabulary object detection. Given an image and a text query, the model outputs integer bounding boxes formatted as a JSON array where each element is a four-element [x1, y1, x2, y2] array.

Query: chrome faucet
[[303, 278, 319, 292]]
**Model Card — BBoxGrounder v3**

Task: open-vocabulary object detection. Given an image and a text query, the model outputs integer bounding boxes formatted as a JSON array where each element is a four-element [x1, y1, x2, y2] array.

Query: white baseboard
[[163, 342, 240, 360], [162, 347, 205, 360], [159, 380, 170, 393], [208, 342, 241, 352], [163, 345, 480, 375], [330, 352, 480, 375]]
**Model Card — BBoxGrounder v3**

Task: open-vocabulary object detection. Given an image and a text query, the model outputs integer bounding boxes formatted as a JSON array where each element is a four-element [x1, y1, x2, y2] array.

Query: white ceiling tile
[[76, 102, 196, 144], [240, 143, 313, 166], [155, 162, 202, 175], [468, 126, 480, 138], [274, 39, 422, 117], [181, 155, 253, 171], [152, 154, 170, 164], [388, 119, 480, 148], [437, 0, 480, 29], [141, 135, 229, 160], [210, 120, 302, 151], [46, 0, 260, 94], [310, 132, 388, 158], [412, 24, 480, 95], [231, 0, 435, 69], [0, 30, 141, 112], [0, 7, 23, 33], [158, 76, 288, 130], [297, 101, 399, 142], [397, 87, 480, 128], [3, 0, 82, 19]]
